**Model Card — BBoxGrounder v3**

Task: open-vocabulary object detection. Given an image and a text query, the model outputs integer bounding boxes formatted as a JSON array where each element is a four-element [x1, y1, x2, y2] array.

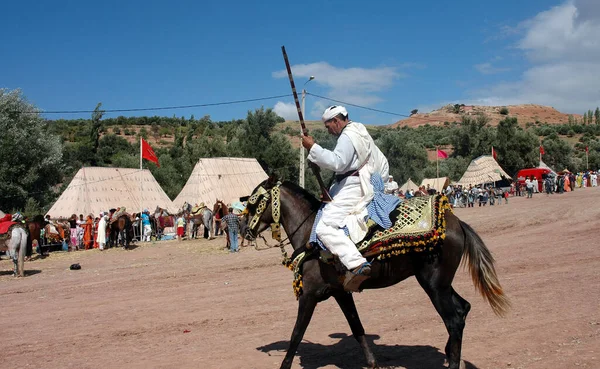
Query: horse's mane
[[280, 180, 322, 211], [32, 214, 46, 223]]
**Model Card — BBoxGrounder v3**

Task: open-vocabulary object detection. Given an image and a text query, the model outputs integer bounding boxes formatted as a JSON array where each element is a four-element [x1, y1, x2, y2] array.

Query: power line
[[16, 94, 294, 115], [306, 92, 411, 118]]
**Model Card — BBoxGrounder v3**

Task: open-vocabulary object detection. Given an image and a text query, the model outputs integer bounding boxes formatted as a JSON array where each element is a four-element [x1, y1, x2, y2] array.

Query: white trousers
[[143, 224, 152, 242], [316, 179, 367, 270]]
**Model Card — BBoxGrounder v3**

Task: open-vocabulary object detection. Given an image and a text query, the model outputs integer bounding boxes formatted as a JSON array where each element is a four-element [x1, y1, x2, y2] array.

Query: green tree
[[0, 89, 63, 210], [450, 115, 495, 158], [377, 130, 428, 184], [90, 102, 105, 165], [97, 134, 135, 165], [496, 117, 538, 175], [595, 107, 600, 125]]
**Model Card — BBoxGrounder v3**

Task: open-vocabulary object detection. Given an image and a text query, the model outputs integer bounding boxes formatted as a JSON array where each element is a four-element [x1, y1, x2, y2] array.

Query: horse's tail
[[459, 220, 510, 317]]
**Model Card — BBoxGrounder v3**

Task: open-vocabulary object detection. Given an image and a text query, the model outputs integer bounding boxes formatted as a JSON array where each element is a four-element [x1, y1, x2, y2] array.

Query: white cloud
[[272, 62, 403, 108], [475, 62, 511, 75], [273, 101, 298, 121], [472, 0, 600, 113]]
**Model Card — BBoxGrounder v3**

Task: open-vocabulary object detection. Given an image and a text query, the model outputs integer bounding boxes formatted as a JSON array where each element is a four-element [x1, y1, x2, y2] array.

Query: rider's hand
[[301, 135, 315, 150]]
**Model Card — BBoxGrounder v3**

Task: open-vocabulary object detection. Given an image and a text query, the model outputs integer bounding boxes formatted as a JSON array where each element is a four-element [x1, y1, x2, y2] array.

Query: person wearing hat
[[141, 209, 151, 242], [301, 105, 390, 286], [384, 175, 399, 195]]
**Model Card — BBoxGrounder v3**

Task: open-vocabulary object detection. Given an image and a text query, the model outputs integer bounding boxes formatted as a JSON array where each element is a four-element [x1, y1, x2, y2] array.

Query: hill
[[390, 104, 582, 128]]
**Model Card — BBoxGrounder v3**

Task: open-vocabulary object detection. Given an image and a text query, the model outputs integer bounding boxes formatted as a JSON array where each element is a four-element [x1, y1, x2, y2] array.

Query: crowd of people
[[37, 203, 247, 255], [382, 169, 599, 209]]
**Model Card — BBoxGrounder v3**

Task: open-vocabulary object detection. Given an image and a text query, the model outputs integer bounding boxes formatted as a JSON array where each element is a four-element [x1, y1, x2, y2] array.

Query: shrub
[[499, 107, 509, 115]]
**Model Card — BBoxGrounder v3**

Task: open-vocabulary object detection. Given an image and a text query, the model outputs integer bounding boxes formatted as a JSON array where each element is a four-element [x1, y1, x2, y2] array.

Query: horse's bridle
[[246, 182, 282, 242]]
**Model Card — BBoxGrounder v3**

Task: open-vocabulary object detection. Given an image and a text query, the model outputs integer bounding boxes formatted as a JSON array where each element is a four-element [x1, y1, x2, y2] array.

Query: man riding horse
[[301, 105, 390, 288]]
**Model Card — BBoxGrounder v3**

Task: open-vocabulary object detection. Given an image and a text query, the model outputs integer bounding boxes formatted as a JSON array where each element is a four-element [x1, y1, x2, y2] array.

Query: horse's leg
[[415, 272, 468, 369], [121, 229, 127, 249], [280, 294, 318, 369], [18, 230, 26, 277], [333, 292, 377, 368]]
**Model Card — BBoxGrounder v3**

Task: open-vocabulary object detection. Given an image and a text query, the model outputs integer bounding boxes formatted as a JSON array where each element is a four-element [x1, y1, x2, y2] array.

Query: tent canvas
[[399, 178, 419, 193], [173, 157, 268, 210], [456, 155, 512, 187], [46, 167, 177, 218], [538, 159, 557, 176], [420, 177, 450, 193]]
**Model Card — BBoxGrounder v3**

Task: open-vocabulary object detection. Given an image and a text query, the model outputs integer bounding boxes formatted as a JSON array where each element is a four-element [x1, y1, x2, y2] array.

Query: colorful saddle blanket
[[0, 214, 17, 235], [285, 194, 452, 298], [358, 194, 451, 259]]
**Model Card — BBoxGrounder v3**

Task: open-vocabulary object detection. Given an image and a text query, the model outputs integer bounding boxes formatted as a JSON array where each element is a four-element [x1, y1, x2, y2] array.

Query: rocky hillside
[[390, 104, 581, 128]]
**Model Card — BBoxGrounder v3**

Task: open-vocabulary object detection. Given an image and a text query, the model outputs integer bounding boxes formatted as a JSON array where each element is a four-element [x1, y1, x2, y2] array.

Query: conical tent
[[173, 157, 268, 210], [539, 159, 557, 176], [399, 178, 419, 192], [456, 155, 512, 187], [46, 167, 177, 218], [420, 177, 450, 193]]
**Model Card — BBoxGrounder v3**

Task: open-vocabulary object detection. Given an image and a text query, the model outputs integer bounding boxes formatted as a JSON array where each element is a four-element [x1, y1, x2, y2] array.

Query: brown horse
[[244, 179, 510, 369], [26, 215, 46, 257], [212, 200, 229, 236], [108, 214, 133, 249]]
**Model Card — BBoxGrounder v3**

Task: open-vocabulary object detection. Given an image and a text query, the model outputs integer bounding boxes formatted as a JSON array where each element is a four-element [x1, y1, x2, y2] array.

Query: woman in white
[[96, 212, 108, 250]]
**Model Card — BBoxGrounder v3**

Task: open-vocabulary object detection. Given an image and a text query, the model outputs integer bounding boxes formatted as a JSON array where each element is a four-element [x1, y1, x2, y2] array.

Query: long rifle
[[281, 46, 332, 202]]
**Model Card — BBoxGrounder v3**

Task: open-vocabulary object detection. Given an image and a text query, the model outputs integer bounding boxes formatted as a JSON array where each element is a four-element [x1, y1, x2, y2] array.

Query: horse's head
[[242, 176, 281, 242]]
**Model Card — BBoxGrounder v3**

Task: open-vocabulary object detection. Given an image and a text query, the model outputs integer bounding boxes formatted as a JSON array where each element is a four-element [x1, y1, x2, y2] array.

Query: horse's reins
[[247, 184, 319, 262]]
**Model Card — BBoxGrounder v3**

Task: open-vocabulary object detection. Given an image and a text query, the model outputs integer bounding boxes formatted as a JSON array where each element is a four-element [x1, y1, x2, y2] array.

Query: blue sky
[[2, 0, 599, 125]]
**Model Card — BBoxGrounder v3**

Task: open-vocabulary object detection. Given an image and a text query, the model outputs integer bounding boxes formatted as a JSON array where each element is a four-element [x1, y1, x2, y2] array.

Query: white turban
[[321, 105, 348, 122]]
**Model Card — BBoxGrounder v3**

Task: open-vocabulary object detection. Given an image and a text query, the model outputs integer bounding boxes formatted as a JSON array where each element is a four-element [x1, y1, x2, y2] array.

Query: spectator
[[141, 209, 152, 242], [525, 177, 534, 198], [222, 208, 240, 253], [69, 214, 78, 251], [96, 213, 108, 250], [176, 214, 185, 241], [384, 175, 399, 195]]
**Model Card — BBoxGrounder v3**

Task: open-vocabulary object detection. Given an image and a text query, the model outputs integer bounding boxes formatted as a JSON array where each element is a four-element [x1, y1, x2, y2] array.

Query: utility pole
[[299, 76, 314, 188]]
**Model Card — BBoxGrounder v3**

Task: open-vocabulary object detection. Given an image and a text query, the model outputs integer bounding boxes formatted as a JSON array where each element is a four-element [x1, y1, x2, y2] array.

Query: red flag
[[436, 149, 448, 159], [586, 146, 589, 153], [539, 145, 545, 155], [141, 138, 160, 167], [491, 147, 498, 160]]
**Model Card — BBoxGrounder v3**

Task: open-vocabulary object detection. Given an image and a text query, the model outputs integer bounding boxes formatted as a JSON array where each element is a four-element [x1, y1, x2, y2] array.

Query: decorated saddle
[[0, 214, 18, 240], [285, 194, 452, 298]]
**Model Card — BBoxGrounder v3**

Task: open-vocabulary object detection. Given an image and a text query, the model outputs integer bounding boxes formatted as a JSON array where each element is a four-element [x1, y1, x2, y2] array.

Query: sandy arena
[[2, 188, 599, 369]]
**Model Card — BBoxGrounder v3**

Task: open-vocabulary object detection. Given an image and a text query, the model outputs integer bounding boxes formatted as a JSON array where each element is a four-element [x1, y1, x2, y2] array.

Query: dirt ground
[[2, 187, 599, 369]]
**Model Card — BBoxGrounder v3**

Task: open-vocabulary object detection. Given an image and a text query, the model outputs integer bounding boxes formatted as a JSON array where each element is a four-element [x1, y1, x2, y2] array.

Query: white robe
[[385, 180, 399, 194], [308, 122, 389, 267], [96, 216, 107, 245]]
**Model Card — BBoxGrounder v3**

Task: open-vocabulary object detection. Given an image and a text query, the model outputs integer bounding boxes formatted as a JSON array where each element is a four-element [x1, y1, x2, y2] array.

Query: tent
[[46, 167, 177, 218], [399, 178, 419, 193], [538, 159, 557, 177], [420, 177, 450, 193], [173, 157, 268, 209], [456, 155, 512, 187]]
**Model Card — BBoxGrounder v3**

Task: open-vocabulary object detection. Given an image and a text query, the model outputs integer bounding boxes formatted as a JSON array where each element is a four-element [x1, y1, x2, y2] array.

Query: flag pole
[[140, 137, 143, 242], [436, 146, 439, 179], [586, 149, 589, 170]]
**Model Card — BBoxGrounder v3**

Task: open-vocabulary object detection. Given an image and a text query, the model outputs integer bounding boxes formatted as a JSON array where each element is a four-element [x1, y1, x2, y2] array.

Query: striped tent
[[173, 157, 268, 210], [46, 167, 177, 218], [456, 155, 512, 187]]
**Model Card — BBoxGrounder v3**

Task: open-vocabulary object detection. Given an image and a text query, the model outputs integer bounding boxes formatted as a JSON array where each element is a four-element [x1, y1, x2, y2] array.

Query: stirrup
[[343, 262, 371, 292]]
